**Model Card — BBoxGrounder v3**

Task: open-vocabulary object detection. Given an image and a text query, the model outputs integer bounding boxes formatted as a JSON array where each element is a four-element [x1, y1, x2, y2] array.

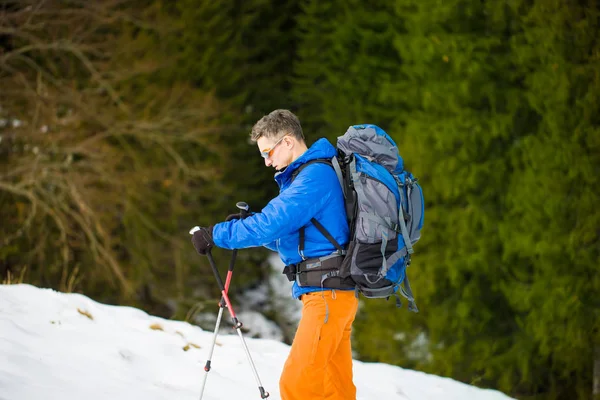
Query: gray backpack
[[289, 125, 424, 311]]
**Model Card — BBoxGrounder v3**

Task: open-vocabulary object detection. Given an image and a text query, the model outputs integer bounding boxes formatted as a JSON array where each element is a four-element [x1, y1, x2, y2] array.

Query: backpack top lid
[[337, 124, 404, 174]]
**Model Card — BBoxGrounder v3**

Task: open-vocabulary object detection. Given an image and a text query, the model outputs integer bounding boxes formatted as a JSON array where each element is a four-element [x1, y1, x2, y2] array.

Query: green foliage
[[498, 1, 600, 398], [150, 0, 305, 215], [169, 0, 298, 109], [295, 0, 599, 398], [293, 0, 402, 137], [350, 0, 519, 387]]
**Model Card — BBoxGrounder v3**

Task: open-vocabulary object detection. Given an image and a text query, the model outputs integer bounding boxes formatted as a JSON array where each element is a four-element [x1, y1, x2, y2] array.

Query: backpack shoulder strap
[[292, 157, 345, 197], [292, 158, 345, 258], [291, 158, 333, 182], [311, 218, 344, 254]]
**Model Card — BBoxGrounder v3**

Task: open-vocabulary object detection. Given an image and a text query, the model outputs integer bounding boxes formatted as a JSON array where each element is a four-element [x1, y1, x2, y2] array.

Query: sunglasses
[[259, 135, 287, 159]]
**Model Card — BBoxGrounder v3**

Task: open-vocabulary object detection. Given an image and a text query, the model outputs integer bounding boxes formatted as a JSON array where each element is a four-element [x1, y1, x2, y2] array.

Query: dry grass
[[149, 323, 164, 331], [77, 308, 94, 320], [1, 268, 27, 285], [182, 342, 201, 351], [0, 0, 226, 302]]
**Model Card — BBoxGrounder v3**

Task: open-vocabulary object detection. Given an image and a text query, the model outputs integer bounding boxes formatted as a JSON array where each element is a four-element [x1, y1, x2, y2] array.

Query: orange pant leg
[[279, 290, 358, 400], [324, 318, 356, 400]]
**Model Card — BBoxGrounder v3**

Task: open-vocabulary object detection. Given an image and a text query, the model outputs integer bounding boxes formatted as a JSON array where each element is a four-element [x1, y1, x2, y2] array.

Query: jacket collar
[[274, 138, 336, 186]]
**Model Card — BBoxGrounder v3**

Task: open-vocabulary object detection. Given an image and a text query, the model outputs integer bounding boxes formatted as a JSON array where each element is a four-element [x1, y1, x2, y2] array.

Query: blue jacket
[[212, 138, 350, 299]]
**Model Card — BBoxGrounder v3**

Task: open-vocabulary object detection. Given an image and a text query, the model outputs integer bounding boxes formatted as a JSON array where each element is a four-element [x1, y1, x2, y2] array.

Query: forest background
[[1, 1, 598, 399]]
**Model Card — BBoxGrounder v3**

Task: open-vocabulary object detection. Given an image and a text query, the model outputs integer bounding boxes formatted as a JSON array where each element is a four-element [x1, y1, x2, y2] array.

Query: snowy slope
[[0, 284, 515, 400]]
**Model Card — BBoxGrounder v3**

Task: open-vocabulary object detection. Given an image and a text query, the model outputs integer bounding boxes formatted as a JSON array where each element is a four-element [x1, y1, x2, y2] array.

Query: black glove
[[191, 226, 214, 255]]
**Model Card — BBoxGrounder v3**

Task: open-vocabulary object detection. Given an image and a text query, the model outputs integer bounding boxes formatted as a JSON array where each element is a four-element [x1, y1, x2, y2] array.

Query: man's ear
[[284, 135, 294, 149]]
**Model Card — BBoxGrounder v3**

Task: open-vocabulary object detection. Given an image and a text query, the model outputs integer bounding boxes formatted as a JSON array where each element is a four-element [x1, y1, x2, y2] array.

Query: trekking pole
[[194, 202, 248, 399], [190, 202, 269, 399], [192, 210, 242, 400]]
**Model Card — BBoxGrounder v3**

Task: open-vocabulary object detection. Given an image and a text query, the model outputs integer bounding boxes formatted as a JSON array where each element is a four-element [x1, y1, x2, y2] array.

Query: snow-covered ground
[[0, 284, 515, 400]]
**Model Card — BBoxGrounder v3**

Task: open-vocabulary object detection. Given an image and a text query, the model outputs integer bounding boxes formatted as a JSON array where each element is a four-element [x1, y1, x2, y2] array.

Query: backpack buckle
[[282, 265, 297, 282]]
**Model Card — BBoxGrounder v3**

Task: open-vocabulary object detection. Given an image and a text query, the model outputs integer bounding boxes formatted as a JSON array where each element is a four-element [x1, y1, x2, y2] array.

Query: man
[[191, 109, 358, 400]]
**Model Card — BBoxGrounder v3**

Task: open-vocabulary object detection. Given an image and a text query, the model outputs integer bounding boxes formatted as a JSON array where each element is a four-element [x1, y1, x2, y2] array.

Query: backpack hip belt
[[282, 253, 354, 289]]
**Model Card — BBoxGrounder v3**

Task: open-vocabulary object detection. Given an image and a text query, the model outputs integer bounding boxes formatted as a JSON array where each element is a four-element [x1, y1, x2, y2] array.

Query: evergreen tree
[[293, 0, 402, 137], [159, 0, 304, 230], [294, 0, 600, 398], [499, 1, 600, 398], [353, 0, 520, 390]]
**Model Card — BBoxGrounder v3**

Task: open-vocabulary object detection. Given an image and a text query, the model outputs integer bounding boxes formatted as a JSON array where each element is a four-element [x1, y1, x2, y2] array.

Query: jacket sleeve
[[212, 164, 336, 250], [263, 240, 278, 252]]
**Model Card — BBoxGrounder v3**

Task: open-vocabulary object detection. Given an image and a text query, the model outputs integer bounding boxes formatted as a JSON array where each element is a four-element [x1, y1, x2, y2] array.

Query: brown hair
[[250, 109, 305, 142]]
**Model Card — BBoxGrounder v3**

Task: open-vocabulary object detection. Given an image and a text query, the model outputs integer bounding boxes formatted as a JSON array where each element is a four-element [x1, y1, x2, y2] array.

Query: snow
[[0, 284, 515, 400]]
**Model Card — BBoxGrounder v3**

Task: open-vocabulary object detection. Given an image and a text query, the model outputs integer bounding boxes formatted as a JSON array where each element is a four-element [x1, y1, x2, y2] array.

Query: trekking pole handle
[[189, 226, 200, 235], [236, 201, 249, 218]]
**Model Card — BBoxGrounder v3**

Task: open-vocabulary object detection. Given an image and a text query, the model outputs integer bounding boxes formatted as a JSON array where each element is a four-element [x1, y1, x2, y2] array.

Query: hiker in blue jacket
[[191, 109, 359, 400]]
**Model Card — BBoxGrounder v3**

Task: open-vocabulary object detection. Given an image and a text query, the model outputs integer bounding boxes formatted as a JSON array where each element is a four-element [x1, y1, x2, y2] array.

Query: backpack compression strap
[[397, 177, 414, 255]]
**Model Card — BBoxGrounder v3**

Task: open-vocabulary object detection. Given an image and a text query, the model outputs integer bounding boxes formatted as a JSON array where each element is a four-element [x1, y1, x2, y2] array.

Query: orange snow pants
[[280, 289, 359, 400]]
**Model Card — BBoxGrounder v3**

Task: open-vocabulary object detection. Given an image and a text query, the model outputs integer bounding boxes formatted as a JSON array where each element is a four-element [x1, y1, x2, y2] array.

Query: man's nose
[[264, 158, 272, 167]]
